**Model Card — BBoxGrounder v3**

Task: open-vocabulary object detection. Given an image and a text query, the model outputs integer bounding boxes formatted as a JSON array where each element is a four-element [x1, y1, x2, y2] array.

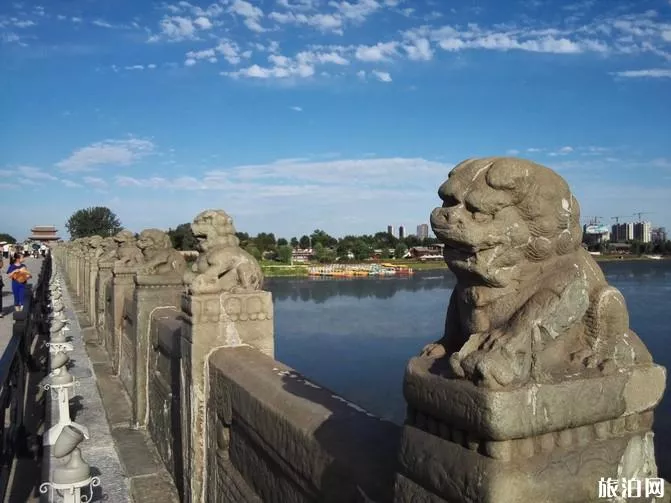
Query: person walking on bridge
[[6, 253, 31, 312]]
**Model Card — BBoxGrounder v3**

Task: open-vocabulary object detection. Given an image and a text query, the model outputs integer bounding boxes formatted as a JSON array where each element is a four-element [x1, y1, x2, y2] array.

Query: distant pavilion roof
[[29, 225, 60, 241]]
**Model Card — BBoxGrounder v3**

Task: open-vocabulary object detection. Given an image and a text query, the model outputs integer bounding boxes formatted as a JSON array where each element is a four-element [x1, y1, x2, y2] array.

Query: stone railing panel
[[207, 346, 400, 503]]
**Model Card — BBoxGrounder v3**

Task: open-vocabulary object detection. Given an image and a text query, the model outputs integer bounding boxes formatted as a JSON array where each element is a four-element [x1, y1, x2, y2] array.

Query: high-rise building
[[416, 223, 429, 240], [633, 222, 652, 243], [652, 227, 667, 243], [612, 223, 634, 242], [398, 225, 405, 240], [387, 225, 395, 237]]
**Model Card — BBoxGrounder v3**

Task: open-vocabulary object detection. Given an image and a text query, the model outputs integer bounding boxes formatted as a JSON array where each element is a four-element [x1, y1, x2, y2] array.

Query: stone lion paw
[[190, 274, 220, 294], [420, 342, 447, 358], [459, 347, 529, 389]]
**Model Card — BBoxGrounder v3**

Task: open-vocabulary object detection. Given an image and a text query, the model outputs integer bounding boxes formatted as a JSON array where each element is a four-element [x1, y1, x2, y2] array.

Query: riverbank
[[261, 256, 668, 278]]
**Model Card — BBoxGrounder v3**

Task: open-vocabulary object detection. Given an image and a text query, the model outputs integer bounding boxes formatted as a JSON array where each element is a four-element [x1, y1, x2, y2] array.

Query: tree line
[[167, 223, 440, 263]]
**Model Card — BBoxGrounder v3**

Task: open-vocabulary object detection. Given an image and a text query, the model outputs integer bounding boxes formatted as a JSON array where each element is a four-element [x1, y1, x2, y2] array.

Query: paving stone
[[111, 428, 163, 478], [130, 472, 181, 503]]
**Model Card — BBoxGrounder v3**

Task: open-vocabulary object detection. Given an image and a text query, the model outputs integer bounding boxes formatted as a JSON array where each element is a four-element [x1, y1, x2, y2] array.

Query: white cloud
[[125, 65, 145, 70], [92, 19, 115, 28], [61, 179, 83, 188], [506, 149, 521, 155], [229, 0, 266, 33], [225, 49, 347, 80], [329, 0, 381, 23], [193, 16, 212, 29], [55, 138, 155, 172], [355, 41, 398, 61], [612, 68, 671, 78], [17, 166, 58, 180], [13, 20, 35, 28], [83, 176, 109, 189], [290, 106, 303, 111], [268, 11, 343, 33], [372, 70, 392, 82], [403, 36, 433, 61]]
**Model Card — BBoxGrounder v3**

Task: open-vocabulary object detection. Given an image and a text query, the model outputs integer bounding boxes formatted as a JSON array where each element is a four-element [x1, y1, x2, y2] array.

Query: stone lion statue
[[98, 237, 119, 262], [184, 209, 263, 294], [114, 230, 143, 267], [87, 235, 104, 258], [136, 228, 186, 276], [422, 157, 652, 389]]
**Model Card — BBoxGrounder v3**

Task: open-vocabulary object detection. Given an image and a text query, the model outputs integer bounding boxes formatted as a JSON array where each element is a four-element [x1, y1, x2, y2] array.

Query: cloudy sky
[[1, 0, 670, 241]]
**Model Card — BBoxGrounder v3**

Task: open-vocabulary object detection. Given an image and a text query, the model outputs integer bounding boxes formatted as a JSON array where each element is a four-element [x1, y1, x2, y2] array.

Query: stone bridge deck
[[57, 272, 180, 502]]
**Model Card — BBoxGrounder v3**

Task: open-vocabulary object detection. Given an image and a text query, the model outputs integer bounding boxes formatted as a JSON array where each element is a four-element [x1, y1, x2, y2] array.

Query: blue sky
[[1, 0, 670, 241]]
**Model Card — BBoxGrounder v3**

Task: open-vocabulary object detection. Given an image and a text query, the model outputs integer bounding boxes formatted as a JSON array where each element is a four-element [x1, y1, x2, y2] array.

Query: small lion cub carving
[[184, 209, 264, 295]]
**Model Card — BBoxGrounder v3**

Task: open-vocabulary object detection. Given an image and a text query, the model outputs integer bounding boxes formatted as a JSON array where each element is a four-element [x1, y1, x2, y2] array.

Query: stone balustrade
[[50, 158, 671, 503]]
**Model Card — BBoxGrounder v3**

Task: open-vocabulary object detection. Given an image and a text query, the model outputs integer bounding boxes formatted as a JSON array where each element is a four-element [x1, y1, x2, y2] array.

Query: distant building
[[398, 225, 405, 240], [387, 225, 395, 238], [416, 224, 429, 240], [408, 244, 444, 260], [652, 227, 667, 243], [611, 223, 634, 242], [583, 224, 610, 246], [633, 222, 652, 243], [291, 248, 314, 263], [29, 225, 60, 242]]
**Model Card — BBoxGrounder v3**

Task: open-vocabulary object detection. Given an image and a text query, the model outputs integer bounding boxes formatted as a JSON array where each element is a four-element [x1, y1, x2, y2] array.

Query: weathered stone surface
[[208, 346, 400, 503], [422, 157, 653, 389], [136, 229, 187, 277], [397, 157, 668, 503], [404, 356, 666, 440], [183, 209, 264, 294]]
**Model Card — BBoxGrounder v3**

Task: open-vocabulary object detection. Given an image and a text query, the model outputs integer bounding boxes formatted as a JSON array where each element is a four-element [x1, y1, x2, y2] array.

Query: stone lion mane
[[422, 157, 651, 389], [184, 209, 263, 294], [136, 228, 186, 276]]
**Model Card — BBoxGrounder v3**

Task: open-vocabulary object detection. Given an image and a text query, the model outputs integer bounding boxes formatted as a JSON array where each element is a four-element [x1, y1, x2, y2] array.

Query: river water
[[266, 260, 671, 478]]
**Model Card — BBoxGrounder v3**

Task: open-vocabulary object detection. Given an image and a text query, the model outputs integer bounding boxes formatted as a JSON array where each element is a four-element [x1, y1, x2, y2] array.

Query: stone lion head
[[191, 209, 240, 251], [114, 230, 136, 244], [430, 157, 581, 288], [88, 235, 103, 248], [137, 229, 172, 253]]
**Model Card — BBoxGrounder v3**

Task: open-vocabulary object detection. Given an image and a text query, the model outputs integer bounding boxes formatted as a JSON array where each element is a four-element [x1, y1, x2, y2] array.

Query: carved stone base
[[395, 356, 667, 503]]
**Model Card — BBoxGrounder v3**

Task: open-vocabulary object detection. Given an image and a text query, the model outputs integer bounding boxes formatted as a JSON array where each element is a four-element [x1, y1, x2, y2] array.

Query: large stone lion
[[136, 228, 186, 276], [114, 230, 143, 267], [422, 157, 652, 389], [184, 210, 263, 294]]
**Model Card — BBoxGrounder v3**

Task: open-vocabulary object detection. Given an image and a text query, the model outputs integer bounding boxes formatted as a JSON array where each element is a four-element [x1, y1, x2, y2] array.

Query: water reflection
[[269, 274, 455, 303], [266, 260, 671, 479]]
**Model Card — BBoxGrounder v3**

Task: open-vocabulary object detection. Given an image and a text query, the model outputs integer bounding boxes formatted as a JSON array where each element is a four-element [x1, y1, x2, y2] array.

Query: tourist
[[1, 243, 8, 259], [6, 253, 31, 312]]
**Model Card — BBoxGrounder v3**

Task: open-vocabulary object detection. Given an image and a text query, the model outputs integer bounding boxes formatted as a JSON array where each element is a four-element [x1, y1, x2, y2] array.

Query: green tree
[[236, 232, 251, 247], [245, 244, 262, 261], [290, 237, 299, 247], [168, 223, 198, 250], [0, 233, 17, 244], [277, 237, 288, 246], [299, 235, 311, 248], [395, 243, 408, 259], [277, 245, 293, 263], [66, 206, 122, 239], [352, 239, 371, 260], [255, 232, 277, 253]]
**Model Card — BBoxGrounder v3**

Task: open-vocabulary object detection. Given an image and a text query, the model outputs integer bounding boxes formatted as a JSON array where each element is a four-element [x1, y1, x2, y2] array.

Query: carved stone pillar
[[395, 358, 666, 503], [89, 258, 99, 323], [180, 290, 274, 503], [96, 261, 114, 343], [131, 273, 184, 428], [112, 265, 138, 375]]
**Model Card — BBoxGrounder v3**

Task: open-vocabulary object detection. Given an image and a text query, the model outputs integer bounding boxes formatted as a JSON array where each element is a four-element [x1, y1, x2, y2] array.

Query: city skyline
[[1, 0, 670, 241]]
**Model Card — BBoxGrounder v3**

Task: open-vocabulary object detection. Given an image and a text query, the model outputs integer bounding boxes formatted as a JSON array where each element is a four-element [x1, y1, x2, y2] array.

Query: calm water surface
[[267, 260, 671, 478]]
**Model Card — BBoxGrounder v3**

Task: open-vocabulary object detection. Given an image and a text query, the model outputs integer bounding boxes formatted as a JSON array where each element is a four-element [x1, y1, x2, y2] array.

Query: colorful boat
[[307, 263, 414, 278]]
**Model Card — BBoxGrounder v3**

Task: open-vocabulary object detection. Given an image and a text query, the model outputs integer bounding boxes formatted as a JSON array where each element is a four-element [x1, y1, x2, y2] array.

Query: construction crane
[[582, 216, 603, 226], [633, 212, 652, 222], [611, 215, 629, 224]]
